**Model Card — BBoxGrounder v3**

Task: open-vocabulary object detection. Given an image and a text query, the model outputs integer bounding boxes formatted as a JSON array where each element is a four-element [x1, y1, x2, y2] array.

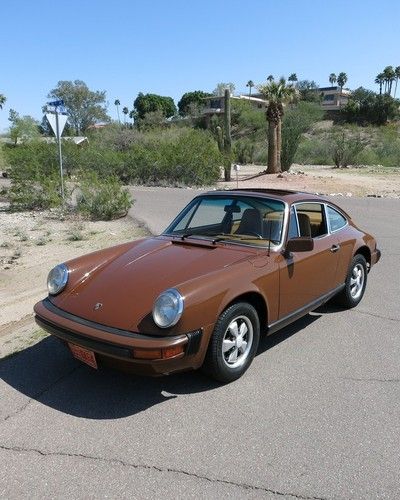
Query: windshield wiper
[[180, 232, 195, 240]]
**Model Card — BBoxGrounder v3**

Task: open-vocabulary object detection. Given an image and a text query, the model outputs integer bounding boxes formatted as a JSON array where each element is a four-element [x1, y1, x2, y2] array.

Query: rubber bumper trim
[[35, 315, 132, 359]]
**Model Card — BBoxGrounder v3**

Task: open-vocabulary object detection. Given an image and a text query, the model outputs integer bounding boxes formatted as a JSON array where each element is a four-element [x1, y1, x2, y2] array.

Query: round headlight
[[152, 288, 184, 328], [47, 263, 69, 295]]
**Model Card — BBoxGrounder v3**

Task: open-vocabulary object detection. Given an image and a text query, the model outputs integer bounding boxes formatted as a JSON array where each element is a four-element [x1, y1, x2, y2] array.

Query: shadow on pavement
[[1, 313, 321, 420]]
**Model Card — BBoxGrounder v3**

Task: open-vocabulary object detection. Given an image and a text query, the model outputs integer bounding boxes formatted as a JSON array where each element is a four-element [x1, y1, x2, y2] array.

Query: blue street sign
[[48, 100, 64, 107]]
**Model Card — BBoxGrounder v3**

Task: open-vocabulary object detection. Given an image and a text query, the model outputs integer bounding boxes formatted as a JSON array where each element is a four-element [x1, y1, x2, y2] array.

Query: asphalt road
[[1, 188, 399, 499]]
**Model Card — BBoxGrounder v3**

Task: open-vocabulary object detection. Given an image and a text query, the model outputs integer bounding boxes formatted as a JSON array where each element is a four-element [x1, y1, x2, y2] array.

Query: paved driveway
[[1, 188, 399, 499]]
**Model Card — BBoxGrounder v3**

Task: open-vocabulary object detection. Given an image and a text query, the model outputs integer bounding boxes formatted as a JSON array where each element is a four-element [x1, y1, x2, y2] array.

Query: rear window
[[327, 206, 347, 232]]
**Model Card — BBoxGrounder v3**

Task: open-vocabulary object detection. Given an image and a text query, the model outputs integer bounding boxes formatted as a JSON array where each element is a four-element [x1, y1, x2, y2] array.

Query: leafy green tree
[[329, 73, 337, 86], [177, 90, 211, 116], [267, 75, 274, 82], [129, 109, 135, 126], [246, 80, 255, 96], [258, 78, 297, 173], [0, 93, 6, 109], [296, 80, 320, 102], [47, 80, 109, 134], [114, 99, 121, 123], [288, 73, 298, 86], [8, 109, 40, 144], [134, 92, 177, 119], [343, 87, 399, 125], [213, 83, 235, 96], [337, 72, 348, 91]]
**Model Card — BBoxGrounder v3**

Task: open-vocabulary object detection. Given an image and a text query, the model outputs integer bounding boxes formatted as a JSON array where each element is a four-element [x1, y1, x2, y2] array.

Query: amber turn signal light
[[132, 345, 184, 360]]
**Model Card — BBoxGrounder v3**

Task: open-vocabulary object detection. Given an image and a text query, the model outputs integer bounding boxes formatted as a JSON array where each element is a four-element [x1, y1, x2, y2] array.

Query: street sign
[[48, 100, 64, 107], [46, 113, 68, 139]]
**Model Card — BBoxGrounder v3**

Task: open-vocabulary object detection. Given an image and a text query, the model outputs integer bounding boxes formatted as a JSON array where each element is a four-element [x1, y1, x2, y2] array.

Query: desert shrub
[[281, 102, 324, 171], [233, 139, 256, 164], [75, 171, 133, 220], [295, 137, 332, 165], [123, 128, 222, 186], [3, 142, 63, 210], [329, 130, 365, 167], [8, 175, 61, 210], [252, 145, 268, 165]]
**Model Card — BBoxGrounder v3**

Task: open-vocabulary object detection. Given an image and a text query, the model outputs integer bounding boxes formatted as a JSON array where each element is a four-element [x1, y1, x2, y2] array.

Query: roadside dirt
[[219, 164, 400, 198], [0, 204, 148, 358], [0, 163, 399, 358]]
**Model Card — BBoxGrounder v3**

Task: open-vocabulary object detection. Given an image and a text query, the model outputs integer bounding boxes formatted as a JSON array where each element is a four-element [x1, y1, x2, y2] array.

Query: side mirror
[[283, 237, 314, 258]]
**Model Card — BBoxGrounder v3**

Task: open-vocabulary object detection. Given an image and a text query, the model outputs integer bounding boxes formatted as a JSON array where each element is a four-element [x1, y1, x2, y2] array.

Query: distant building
[[318, 86, 351, 110], [201, 94, 268, 124]]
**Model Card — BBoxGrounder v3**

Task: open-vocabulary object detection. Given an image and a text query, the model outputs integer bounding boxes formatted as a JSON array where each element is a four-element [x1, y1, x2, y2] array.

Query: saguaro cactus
[[223, 88, 232, 181]]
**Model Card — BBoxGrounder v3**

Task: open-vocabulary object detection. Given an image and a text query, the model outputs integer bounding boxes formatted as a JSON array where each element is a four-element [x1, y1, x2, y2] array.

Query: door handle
[[330, 244, 340, 253]]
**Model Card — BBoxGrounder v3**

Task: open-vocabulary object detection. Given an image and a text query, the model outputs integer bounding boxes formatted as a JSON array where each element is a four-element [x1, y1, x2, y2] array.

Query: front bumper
[[371, 248, 381, 266], [34, 299, 204, 376]]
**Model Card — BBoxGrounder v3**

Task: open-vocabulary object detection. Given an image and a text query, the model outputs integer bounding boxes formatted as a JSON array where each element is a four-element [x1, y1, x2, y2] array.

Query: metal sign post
[[55, 110, 64, 200], [233, 164, 240, 188], [46, 100, 67, 203]]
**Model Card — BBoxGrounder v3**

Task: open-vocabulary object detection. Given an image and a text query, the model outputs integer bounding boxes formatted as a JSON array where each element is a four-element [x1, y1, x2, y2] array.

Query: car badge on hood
[[93, 302, 103, 311]]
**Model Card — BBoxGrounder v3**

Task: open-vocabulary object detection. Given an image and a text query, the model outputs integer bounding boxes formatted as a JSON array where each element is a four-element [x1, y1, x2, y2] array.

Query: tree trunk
[[267, 119, 278, 174], [276, 118, 282, 172]]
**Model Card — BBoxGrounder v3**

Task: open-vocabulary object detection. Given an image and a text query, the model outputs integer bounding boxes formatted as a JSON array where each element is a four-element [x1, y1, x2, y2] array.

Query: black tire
[[202, 302, 260, 383], [335, 254, 367, 308]]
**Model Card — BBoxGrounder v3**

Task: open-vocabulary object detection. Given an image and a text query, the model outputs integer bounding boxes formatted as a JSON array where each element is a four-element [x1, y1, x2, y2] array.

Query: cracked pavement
[[1, 190, 399, 499]]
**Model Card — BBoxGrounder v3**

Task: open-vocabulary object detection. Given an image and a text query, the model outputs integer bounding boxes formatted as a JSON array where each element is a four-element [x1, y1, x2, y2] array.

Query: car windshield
[[163, 195, 286, 247]]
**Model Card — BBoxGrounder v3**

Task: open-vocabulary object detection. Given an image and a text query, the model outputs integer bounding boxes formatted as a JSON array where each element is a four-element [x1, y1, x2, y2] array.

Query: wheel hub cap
[[222, 315, 254, 369]]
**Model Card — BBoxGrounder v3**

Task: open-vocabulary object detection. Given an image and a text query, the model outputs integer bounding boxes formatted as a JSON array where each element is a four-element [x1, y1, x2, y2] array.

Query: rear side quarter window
[[327, 206, 347, 232]]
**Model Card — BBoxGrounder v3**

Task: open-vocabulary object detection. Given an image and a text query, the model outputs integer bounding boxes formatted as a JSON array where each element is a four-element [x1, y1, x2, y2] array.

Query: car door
[[278, 203, 340, 318]]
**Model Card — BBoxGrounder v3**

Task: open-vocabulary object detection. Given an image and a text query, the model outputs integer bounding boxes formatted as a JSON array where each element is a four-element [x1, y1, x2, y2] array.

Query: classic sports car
[[34, 189, 381, 382]]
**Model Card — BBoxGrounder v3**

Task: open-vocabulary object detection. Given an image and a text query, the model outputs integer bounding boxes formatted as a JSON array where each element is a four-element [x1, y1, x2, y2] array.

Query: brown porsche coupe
[[34, 189, 381, 382]]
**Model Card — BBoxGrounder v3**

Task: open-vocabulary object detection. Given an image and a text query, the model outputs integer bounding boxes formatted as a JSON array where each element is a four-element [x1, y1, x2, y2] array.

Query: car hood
[[51, 237, 254, 331]]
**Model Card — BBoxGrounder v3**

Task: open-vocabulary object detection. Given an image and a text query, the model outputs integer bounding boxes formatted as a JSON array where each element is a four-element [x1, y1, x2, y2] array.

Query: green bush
[[294, 137, 332, 165], [4, 142, 63, 210], [329, 131, 365, 167], [233, 139, 256, 164], [281, 102, 324, 171], [123, 128, 222, 186], [76, 171, 133, 220]]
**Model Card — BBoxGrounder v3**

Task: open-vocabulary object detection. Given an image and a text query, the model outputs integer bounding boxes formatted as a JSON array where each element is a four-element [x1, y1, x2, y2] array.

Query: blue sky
[[1, 0, 399, 131]]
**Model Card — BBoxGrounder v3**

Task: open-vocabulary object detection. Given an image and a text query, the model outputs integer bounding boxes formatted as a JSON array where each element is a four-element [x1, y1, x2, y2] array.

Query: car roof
[[202, 188, 330, 205]]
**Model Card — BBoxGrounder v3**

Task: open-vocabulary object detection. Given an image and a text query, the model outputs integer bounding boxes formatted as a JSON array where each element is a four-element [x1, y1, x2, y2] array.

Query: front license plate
[[68, 343, 98, 369]]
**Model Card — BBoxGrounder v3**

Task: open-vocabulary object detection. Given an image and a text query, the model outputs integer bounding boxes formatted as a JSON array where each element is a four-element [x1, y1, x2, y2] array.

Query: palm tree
[[122, 106, 128, 125], [267, 75, 274, 82], [329, 73, 337, 87], [129, 109, 135, 126], [0, 93, 6, 109], [383, 66, 395, 95], [375, 73, 385, 95], [258, 78, 297, 174], [337, 72, 348, 92], [288, 73, 298, 87], [114, 99, 121, 124], [246, 80, 255, 97], [394, 66, 400, 98]]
